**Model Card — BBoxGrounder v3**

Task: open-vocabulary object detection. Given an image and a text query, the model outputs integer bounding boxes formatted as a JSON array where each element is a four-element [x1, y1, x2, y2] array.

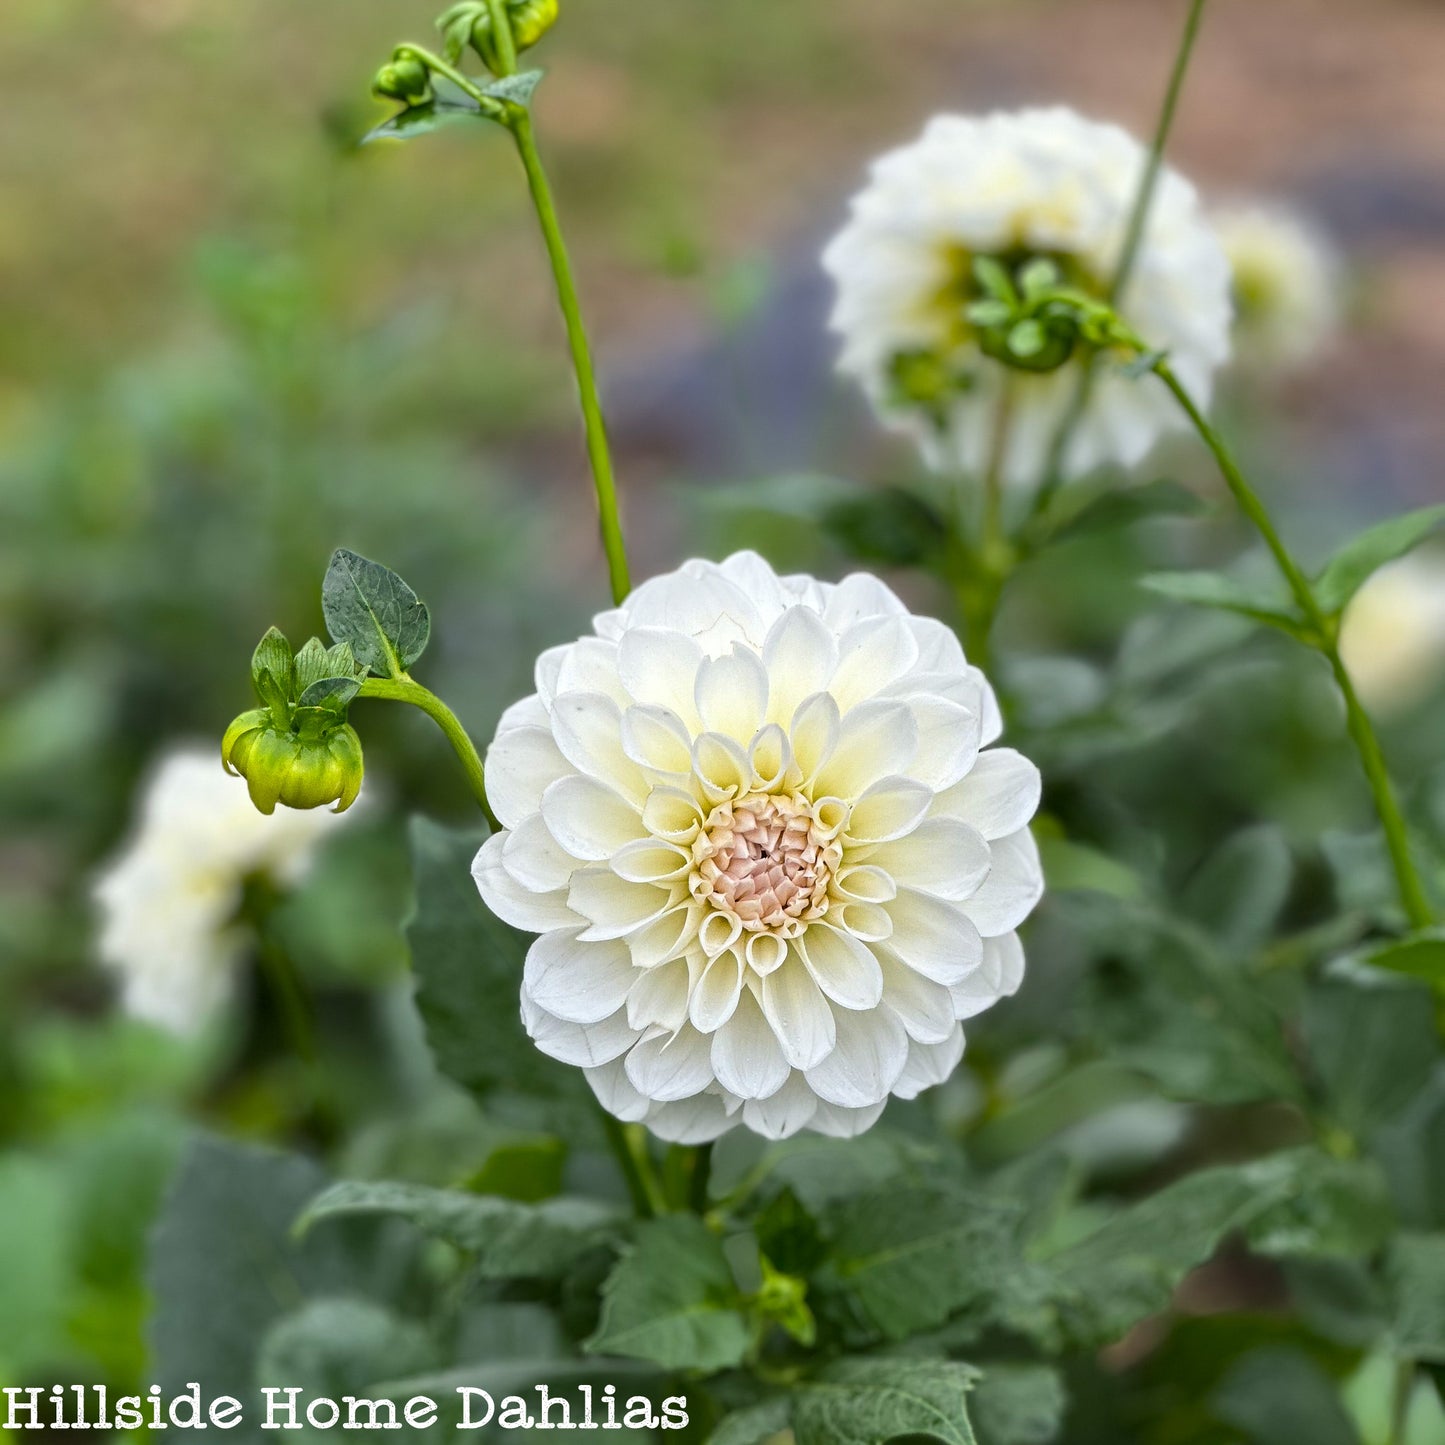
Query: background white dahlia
[[822, 106, 1233, 487], [1338, 551, 1445, 716], [474, 552, 1043, 1142], [94, 746, 357, 1034], [1211, 201, 1342, 371]]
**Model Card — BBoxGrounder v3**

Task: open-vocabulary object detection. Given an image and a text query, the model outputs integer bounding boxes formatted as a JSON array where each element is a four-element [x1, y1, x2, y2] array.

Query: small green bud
[[509, 0, 558, 51], [373, 53, 433, 105], [441, 0, 558, 73], [223, 714, 364, 815]]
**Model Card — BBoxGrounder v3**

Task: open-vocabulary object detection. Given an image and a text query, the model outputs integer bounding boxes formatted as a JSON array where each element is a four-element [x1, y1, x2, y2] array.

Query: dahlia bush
[[131, 1, 1445, 1440]]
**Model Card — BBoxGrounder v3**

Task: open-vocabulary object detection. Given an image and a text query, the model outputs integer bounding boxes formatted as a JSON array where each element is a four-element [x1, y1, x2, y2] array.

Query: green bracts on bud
[[438, 0, 558, 72], [373, 53, 433, 106], [224, 714, 364, 815], [226, 626, 367, 815]]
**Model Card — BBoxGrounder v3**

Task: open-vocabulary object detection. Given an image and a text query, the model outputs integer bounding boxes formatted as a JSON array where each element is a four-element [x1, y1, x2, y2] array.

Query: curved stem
[[1154, 360, 1434, 931], [1032, 0, 1209, 515], [509, 114, 631, 605], [599, 1111, 667, 1218], [359, 676, 500, 831]]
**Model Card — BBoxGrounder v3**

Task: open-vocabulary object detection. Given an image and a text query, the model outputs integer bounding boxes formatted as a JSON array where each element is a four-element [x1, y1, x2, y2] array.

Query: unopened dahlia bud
[[373, 52, 433, 106], [438, 0, 558, 73], [223, 713, 364, 815]]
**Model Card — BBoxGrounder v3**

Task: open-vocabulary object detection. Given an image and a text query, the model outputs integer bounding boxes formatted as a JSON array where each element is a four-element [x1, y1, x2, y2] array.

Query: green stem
[[1154, 360, 1434, 931], [506, 110, 631, 604], [359, 676, 500, 831], [1032, 0, 1209, 516], [483, 0, 520, 75], [688, 1141, 714, 1215], [1390, 1358, 1414, 1445], [599, 1111, 667, 1218]]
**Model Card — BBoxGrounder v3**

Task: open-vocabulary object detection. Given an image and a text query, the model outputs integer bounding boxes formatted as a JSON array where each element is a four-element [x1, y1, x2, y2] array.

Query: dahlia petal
[[885, 888, 984, 985], [814, 700, 919, 799], [691, 732, 753, 801], [833, 864, 897, 904], [611, 838, 692, 884], [645, 1090, 739, 1145], [742, 1074, 820, 1140], [496, 693, 548, 734], [640, 786, 704, 844], [485, 726, 571, 830], [620, 704, 694, 775], [567, 868, 674, 941], [745, 932, 789, 976], [892, 1026, 966, 1101], [822, 572, 908, 629], [625, 1024, 716, 1102], [805, 1004, 908, 1108], [541, 775, 640, 861], [829, 617, 921, 711], [905, 616, 967, 674], [798, 922, 884, 1011], [747, 723, 798, 793], [501, 812, 578, 893], [695, 645, 770, 743], [584, 1057, 652, 1121], [617, 627, 704, 724], [879, 949, 957, 1044], [690, 948, 745, 1033], [524, 996, 637, 1069], [550, 692, 649, 803], [845, 775, 933, 844], [809, 1098, 889, 1139], [553, 636, 630, 705], [905, 697, 982, 790], [951, 930, 1026, 1018], [872, 818, 991, 901], [961, 827, 1044, 936], [524, 930, 636, 1026], [789, 692, 841, 782], [759, 955, 836, 1070], [831, 902, 893, 942], [472, 833, 582, 932], [935, 748, 1042, 841], [764, 607, 839, 725], [626, 902, 701, 969], [627, 957, 692, 1032], [711, 991, 790, 1100]]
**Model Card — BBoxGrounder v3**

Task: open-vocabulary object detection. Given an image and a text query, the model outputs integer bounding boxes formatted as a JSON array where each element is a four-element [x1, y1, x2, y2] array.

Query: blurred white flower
[[822, 107, 1232, 487], [474, 552, 1043, 1143], [1212, 202, 1342, 371], [1339, 552, 1445, 715], [94, 746, 357, 1034]]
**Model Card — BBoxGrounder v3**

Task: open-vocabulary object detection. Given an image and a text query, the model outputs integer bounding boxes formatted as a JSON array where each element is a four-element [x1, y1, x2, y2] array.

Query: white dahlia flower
[[822, 107, 1233, 487], [1212, 202, 1342, 371], [94, 746, 357, 1034], [1339, 552, 1445, 716], [473, 552, 1043, 1143]]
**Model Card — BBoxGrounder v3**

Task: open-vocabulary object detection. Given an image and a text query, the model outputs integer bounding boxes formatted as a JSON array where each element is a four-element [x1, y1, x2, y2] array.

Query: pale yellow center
[[688, 791, 842, 938]]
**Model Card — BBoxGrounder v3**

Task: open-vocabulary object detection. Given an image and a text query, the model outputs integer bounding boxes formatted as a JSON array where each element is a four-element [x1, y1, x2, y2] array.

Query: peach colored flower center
[[689, 791, 842, 938]]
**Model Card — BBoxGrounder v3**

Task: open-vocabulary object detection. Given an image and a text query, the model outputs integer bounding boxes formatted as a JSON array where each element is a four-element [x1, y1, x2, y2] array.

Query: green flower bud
[[509, 0, 558, 50], [373, 53, 433, 106], [441, 0, 558, 72], [223, 713, 364, 816]]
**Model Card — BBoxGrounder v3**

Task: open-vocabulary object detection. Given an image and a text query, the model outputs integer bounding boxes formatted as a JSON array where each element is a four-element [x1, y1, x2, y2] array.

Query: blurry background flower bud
[[1338, 551, 1445, 715], [373, 52, 434, 106], [438, 0, 558, 73]]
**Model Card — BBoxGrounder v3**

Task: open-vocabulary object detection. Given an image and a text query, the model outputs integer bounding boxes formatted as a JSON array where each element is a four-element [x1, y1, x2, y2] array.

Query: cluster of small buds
[[223, 629, 365, 814]]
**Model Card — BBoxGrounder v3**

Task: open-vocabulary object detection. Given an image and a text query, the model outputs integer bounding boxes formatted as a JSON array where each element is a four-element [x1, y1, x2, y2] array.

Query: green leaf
[[406, 819, 585, 1109], [1212, 1347, 1363, 1445], [1046, 1150, 1357, 1347], [822, 486, 948, 569], [297, 1180, 617, 1280], [966, 299, 1015, 328], [1314, 504, 1445, 615], [794, 1359, 981, 1445], [148, 1138, 409, 1443], [1180, 824, 1293, 954], [322, 548, 430, 677], [708, 1399, 793, 1445], [483, 69, 545, 107], [1387, 1233, 1445, 1362], [973, 256, 1017, 304], [1008, 320, 1046, 358], [296, 676, 362, 712], [0, 1157, 70, 1376], [255, 1298, 439, 1445], [251, 625, 294, 711], [586, 1215, 750, 1371], [362, 80, 488, 145], [1245, 1154, 1394, 1259], [1304, 975, 1440, 1136], [969, 1365, 1066, 1445], [1139, 569, 1307, 637], [1043, 477, 1205, 545], [821, 1184, 1021, 1342], [1037, 835, 1146, 901], [1364, 930, 1445, 986]]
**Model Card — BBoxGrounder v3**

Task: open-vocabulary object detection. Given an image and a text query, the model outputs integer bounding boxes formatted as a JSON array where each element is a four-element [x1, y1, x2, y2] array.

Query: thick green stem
[[1033, 0, 1209, 515], [1154, 360, 1434, 931], [599, 1112, 667, 1218], [359, 676, 499, 830], [687, 1141, 714, 1215]]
